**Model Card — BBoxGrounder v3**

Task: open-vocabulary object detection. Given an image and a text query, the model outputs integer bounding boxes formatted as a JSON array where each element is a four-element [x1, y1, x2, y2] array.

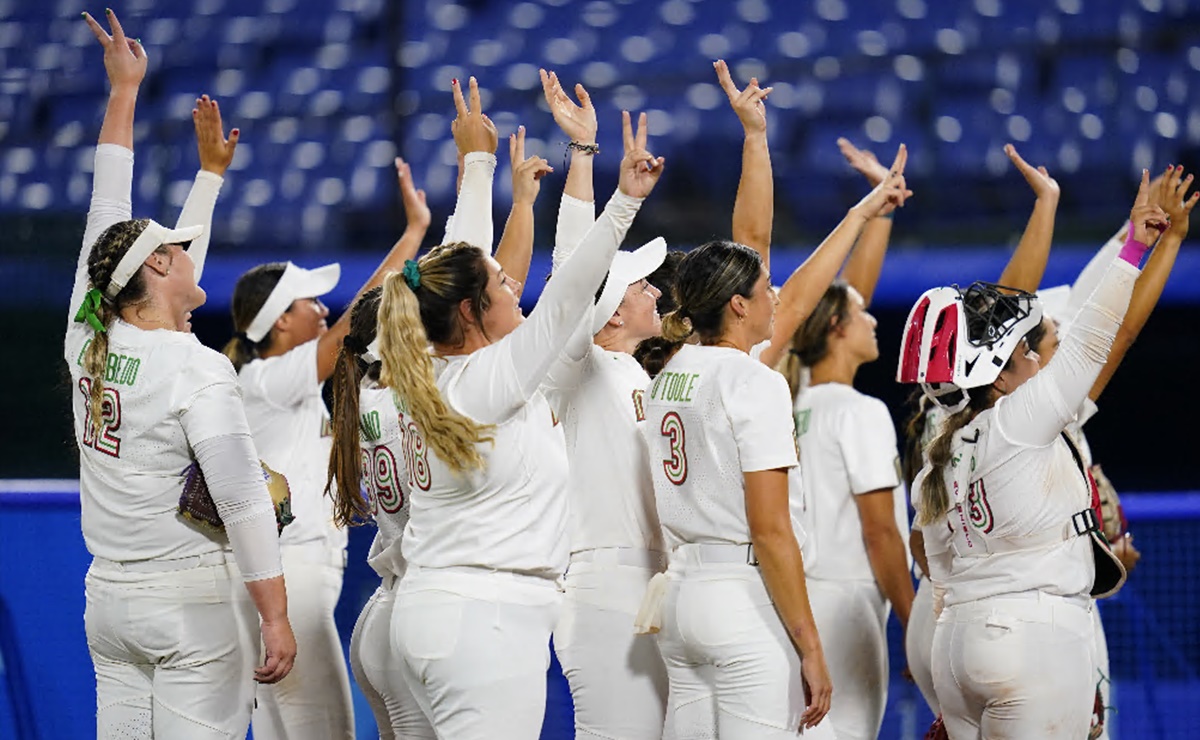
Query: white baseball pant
[[393, 566, 563, 740], [251, 543, 354, 740], [805, 577, 890, 740], [554, 550, 668, 740], [85, 552, 258, 739], [655, 546, 835, 740], [906, 576, 940, 715], [349, 577, 435, 739], [933, 591, 1096, 739]]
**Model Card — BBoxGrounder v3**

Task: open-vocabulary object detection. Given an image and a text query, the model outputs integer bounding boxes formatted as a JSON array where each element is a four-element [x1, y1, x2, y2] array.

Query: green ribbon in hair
[[402, 259, 421, 290], [74, 288, 107, 333]]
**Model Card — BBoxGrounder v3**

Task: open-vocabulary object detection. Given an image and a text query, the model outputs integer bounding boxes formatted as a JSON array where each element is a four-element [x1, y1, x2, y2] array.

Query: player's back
[[358, 383, 412, 579], [66, 319, 240, 562], [642, 344, 794, 549]]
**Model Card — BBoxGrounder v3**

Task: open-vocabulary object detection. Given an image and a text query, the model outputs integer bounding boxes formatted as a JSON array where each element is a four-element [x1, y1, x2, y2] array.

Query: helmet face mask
[[897, 282, 1043, 401]]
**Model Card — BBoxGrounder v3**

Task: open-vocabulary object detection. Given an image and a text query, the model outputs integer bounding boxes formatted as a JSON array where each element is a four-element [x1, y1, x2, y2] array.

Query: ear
[[272, 309, 293, 336], [143, 251, 170, 278], [729, 294, 749, 319], [605, 308, 624, 329], [457, 297, 478, 327]]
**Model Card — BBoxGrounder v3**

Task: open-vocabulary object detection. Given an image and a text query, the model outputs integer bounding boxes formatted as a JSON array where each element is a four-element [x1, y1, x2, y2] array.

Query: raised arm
[[315, 158, 431, 381], [1090, 165, 1197, 401], [542, 68, 599, 269], [758, 145, 912, 369], [456, 112, 664, 423], [444, 76, 498, 251], [836, 137, 895, 307], [493, 126, 553, 285], [72, 10, 147, 325], [716, 60, 773, 267], [176, 94, 239, 282], [999, 171, 1167, 446], [996, 144, 1060, 292]]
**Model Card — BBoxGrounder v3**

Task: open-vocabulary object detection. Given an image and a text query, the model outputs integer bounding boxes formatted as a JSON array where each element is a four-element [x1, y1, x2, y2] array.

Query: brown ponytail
[[782, 281, 854, 399], [377, 255, 494, 475], [326, 287, 385, 527], [223, 263, 286, 371]]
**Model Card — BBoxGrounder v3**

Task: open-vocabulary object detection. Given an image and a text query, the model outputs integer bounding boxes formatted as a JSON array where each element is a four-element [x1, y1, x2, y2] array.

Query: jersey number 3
[[78, 378, 121, 458], [660, 412, 688, 485]]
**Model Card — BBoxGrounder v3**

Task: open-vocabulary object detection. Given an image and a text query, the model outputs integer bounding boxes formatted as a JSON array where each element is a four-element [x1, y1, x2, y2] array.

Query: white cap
[[244, 261, 341, 342], [592, 237, 668, 335], [105, 220, 205, 298]]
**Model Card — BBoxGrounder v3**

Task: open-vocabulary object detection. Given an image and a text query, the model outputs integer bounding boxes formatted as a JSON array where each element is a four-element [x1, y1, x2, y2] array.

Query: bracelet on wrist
[[566, 141, 600, 156]]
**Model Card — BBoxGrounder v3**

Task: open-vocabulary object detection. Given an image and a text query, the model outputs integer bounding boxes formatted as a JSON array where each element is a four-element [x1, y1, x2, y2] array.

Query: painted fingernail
[[452, 78, 458, 86], [106, 7, 113, 14]]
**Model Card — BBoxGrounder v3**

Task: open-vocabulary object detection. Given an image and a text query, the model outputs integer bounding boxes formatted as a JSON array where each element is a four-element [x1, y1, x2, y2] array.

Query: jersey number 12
[[78, 378, 121, 458]]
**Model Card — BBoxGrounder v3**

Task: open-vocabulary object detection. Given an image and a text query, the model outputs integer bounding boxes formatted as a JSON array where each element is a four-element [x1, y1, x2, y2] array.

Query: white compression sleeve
[[997, 259, 1139, 447], [444, 152, 497, 252], [71, 144, 134, 329], [174, 169, 224, 282], [192, 434, 284, 581]]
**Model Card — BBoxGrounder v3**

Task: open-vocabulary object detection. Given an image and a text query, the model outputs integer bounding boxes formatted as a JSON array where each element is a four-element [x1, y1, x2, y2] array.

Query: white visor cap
[[1036, 284, 1071, 334], [105, 221, 205, 298], [591, 237, 668, 335], [244, 261, 341, 343]]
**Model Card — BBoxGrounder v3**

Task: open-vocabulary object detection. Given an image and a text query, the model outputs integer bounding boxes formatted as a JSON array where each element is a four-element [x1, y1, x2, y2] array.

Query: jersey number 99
[[78, 378, 122, 458], [660, 411, 688, 485]]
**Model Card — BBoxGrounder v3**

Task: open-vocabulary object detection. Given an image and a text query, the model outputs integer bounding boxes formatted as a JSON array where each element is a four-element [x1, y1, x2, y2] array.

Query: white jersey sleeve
[[448, 190, 642, 425], [996, 260, 1138, 448], [443, 152, 497, 252], [551, 192, 597, 271], [70, 144, 134, 331], [173, 169, 224, 283], [237, 339, 320, 411], [840, 396, 902, 495], [728, 370, 800, 473]]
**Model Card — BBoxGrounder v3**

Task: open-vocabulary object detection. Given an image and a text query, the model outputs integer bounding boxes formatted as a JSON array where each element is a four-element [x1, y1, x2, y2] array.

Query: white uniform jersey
[[399, 354, 569, 577], [642, 344, 803, 549], [544, 345, 663, 554], [795, 383, 910, 582], [239, 339, 346, 550], [1065, 397, 1099, 468], [67, 143, 242, 564], [67, 321, 250, 562], [358, 383, 412, 580], [920, 261, 1138, 607]]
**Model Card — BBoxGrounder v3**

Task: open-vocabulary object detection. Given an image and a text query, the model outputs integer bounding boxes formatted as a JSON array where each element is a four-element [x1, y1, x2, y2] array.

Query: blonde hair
[[377, 260, 494, 475], [81, 219, 163, 436]]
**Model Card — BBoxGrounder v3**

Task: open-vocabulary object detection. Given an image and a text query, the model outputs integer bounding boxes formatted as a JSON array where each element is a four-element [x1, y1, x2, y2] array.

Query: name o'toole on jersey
[[649, 370, 702, 404]]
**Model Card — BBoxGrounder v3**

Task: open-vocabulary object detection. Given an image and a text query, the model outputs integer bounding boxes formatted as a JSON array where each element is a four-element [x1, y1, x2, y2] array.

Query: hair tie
[[342, 334, 367, 355], [73, 288, 107, 333], [402, 259, 421, 290], [233, 331, 251, 343]]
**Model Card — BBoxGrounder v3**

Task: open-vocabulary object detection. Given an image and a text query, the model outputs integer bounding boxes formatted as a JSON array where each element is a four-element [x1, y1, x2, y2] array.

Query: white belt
[[93, 550, 229, 574], [570, 547, 668, 570], [673, 542, 758, 566]]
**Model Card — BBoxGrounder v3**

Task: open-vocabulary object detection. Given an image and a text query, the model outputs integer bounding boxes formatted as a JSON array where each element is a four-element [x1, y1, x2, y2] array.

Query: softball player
[[322, 287, 435, 740], [537, 70, 670, 739], [899, 171, 1172, 738], [768, 137, 912, 739], [1028, 165, 1193, 738], [899, 143, 1062, 718], [640, 239, 835, 739], [375, 108, 661, 739], [217, 148, 431, 738], [70, 11, 294, 738]]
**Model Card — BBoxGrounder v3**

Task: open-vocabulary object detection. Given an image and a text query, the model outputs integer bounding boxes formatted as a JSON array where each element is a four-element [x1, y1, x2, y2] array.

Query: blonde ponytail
[[917, 388, 990, 526], [81, 300, 119, 435], [659, 309, 693, 344], [377, 272, 493, 475]]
